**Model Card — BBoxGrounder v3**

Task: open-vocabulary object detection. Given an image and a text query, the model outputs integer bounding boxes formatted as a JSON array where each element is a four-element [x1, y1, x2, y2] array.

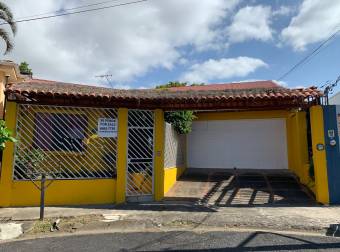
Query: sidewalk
[[1, 202, 340, 235]]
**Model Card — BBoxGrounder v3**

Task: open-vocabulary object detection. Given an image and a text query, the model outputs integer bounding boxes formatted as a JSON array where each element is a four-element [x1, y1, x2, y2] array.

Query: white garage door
[[187, 119, 288, 170]]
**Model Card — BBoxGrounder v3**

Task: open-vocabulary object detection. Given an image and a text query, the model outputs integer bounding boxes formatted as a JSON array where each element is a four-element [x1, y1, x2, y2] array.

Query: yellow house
[[0, 60, 25, 118], [0, 77, 328, 207]]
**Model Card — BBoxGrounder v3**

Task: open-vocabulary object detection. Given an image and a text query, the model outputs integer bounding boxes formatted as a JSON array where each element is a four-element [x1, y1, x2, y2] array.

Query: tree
[[0, 2, 16, 54], [19, 61, 33, 75], [156, 81, 187, 89], [155, 81, 199, 134], [156, 81, 204, 89]]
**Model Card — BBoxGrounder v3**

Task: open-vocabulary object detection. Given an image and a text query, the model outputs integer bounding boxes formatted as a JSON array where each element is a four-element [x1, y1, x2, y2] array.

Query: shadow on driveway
[[165, 169, 317, 208]]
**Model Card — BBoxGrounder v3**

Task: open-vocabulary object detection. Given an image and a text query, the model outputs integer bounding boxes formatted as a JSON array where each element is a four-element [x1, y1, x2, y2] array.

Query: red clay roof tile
[[5, 79, 322, 110]]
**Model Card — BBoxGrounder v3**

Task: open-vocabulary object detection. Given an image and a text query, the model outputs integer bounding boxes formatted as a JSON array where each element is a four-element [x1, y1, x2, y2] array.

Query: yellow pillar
[[115, 108, 128, 204], [310, 105, 329, 204], [295, 111, 309, 184], [286, 111, 310, 185], [154, 109, 165, 201], [286, 114, 296, 172], [0, 101, 17, 207]]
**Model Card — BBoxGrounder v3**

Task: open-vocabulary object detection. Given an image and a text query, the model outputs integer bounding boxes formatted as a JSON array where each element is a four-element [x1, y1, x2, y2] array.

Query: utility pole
[[320, 75, 340, 105]]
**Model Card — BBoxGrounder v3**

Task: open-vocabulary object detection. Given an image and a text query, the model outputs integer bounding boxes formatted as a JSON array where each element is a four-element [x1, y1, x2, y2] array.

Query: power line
[[277, 27, 340, 81], [13, 0, 125, 20], [0, 0, 147, 25]]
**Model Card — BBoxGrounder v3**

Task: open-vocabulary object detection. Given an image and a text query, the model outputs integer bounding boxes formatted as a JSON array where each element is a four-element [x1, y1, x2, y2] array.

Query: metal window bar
[[126, 110, 154, 197], [15, 105, 115, 178], [13, 104, 118, 180]]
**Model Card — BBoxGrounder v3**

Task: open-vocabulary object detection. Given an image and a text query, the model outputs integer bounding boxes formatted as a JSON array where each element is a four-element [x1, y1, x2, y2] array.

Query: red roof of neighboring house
[[6, 79, 322, 110], [168, 81, 281, 91]]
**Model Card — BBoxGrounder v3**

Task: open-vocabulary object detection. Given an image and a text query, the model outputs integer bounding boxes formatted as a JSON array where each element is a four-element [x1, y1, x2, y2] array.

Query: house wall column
[[295, 111, 310, 185], [322, 105, 340, 204], [286, 111, 309, 185], [310, 105, 329, 204], [0, 101, 17, 206], [115, 108, 128, 203], [154, 109, 165, 201]]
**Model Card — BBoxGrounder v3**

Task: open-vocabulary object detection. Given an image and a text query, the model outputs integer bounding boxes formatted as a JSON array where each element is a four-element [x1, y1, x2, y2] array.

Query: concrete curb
[[0, 225, 333, 244]]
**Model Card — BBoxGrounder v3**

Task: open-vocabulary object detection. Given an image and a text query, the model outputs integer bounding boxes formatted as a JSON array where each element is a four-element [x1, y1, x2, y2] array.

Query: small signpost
[[28, 171, 57, 220], [98, 118, 117, 138]]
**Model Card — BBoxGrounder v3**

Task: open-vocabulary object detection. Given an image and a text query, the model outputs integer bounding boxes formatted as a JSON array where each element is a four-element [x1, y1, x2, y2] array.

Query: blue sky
[[3, 0, 340, 94]]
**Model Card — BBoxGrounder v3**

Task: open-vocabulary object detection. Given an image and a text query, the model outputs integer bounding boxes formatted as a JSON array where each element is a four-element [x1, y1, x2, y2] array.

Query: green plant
[[155, 81, 187, 89], [19, 61, 33, 75], [156, 82, 201, 134], [0, 120, 16, 150], [165, 111, 196, 134]]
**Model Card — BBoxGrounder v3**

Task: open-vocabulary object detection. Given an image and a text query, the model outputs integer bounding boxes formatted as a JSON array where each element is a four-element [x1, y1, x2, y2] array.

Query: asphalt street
[[1, 231, 340, 251]]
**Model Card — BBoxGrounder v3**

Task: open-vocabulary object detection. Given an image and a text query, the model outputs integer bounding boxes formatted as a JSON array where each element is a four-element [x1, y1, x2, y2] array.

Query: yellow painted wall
[[154, 109, 165, 201], [164, 166, 186, 194], [0, 102, 17, 206], [310, 105, 329, 204], [195, 110, 290, 121], [286, 111, 311, 188], [10, 179, 116, 206], [0, 62, 25, 119], [115, 108, 128, 203]]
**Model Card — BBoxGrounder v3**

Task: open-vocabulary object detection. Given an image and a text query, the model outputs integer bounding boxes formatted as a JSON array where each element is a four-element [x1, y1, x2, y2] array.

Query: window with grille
[[33, 113, 88, 152]]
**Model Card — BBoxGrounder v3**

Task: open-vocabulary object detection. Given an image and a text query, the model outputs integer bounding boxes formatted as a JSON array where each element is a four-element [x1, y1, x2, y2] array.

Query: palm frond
[[0, 28, 13, 54], [0, 2, 16, 34], [0, 10, 16, 34], [0, 2, 13, 19]]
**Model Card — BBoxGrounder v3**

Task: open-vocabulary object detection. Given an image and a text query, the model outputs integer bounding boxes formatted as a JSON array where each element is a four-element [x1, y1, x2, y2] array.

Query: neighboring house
[[0, 67, 334, 206], [0, 61, 25, 117], [329, 92, 340, 105]]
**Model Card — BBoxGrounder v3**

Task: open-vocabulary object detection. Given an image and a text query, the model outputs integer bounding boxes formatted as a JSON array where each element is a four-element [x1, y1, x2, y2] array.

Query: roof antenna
[[95, 74, 113, 88]]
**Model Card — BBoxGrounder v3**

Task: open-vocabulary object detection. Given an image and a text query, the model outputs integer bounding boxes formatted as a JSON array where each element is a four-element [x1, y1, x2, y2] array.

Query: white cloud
[[3, 0, 240, 86], [181, 57, 268, 83], [227, 5, 273, 43], [281, 0, 340, 51]]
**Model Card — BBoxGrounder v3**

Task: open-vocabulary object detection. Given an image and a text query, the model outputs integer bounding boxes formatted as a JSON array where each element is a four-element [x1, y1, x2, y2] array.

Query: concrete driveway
[[165, 169, 316, 207]]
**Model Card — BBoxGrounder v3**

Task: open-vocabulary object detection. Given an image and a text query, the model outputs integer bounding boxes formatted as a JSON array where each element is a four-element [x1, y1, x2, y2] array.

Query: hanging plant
[[164, 111, 196, 134], [0, 120, 16, 150], [156, 82, 202, 134]]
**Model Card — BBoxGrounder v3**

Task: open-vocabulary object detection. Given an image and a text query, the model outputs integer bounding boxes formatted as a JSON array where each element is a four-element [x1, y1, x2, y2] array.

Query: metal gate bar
[[13, 104, 118, 180], [126, 110, 154, 197]]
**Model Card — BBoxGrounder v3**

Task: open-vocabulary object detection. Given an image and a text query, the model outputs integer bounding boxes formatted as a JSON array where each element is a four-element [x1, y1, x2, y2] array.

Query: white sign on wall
[[98, 118, 117, 138]]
